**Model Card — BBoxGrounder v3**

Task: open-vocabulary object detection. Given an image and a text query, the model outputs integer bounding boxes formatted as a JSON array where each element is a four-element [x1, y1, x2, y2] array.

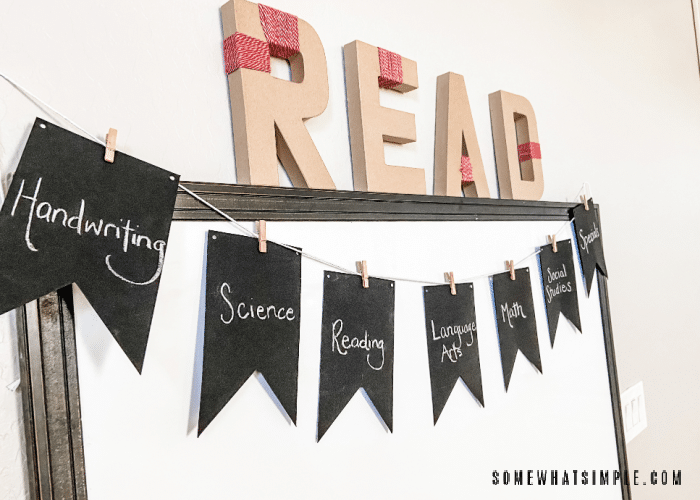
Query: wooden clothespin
[[444, 272, 456, 295], [356, 260, 369, 288], [105, 128, 117, 163], [580, 194, 589, 210], [506, 260, 515, 281], [548, 234, 558, 253], [256, 220, 267, 253]]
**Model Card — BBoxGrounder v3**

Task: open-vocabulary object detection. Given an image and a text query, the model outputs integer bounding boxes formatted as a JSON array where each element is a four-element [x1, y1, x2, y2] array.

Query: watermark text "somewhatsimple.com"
[[492, 469, 681, 486]]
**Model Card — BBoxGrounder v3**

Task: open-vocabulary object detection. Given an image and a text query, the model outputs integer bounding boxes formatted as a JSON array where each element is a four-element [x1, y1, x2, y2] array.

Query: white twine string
[[0, 71, 586, 287]]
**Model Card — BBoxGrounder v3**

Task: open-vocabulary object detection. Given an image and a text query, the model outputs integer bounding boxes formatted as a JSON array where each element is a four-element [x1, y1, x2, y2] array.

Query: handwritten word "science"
[[219, 283, 296, 324]]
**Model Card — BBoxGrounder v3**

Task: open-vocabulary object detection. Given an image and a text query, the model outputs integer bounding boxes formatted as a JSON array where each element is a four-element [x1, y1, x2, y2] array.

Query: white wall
[[0, 0, 698, 498]]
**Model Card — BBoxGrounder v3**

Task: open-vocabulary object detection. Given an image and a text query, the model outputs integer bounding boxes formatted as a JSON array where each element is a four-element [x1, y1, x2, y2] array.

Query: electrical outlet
[[620, 381, 647, 444]]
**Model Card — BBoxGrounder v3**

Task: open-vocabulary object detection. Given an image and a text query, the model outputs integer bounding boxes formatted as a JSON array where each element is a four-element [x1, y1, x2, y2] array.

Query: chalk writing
[[331, 319, 385, 370], [545, 263, 573, 304], [501, 301, 527, 328], [219, 283, 296, 324], [579, 223, 600, 255], [430, 319, 475, 363], [10, 177, 166, 285]]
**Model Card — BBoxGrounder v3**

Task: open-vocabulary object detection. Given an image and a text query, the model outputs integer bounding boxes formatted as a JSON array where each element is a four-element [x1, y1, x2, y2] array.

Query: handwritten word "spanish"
[[10, 177, 166, 286], [579, 223, 600, 255], [501, 302, 527, 328], [331, 319, 385, 370], [219, 283, 296, 324]]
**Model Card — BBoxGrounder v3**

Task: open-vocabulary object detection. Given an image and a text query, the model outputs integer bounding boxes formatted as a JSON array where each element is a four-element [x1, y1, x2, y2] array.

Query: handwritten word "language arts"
[[430, 320, 475, 363]]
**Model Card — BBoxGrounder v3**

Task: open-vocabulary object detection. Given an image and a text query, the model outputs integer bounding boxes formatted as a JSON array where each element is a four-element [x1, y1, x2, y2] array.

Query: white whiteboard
[[74, 218, 623, 499]]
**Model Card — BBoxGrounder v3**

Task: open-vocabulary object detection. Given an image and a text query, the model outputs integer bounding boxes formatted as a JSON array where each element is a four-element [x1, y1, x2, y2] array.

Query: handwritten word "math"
[[501, 302, 527, 328], [331, 319, 385, 370]]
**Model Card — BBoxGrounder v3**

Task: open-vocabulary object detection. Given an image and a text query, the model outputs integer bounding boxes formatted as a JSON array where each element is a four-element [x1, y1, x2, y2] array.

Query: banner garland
[[537, 238, 582, 347], [571, 199, 608, 296], [317, 272, 395, 441], [198, 231, 302, 435], [0, 75, 609, 437], [0, 119, 179, 373], [491, 268, 542, 391], [422, 282, 483, 423]]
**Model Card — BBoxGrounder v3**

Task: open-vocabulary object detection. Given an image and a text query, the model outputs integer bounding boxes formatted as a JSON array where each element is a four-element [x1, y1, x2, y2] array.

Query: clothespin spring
[[444, 272, 456, 295], [580, 194, 589, 211], [506, 260, 515, 281], [256, 220, 267, 253], [105, 128, 117, 163], [356, 260, 369, 288]]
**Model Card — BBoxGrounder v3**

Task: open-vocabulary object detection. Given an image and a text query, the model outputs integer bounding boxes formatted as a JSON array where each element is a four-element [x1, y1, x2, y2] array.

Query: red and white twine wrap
[[223, 3, 300, 75], [517, 142, 541, 162], [377, 47, 403, 89], [224, 32, 271, 74], [460, 155, 474, 184], [258, 4, 300, 59]]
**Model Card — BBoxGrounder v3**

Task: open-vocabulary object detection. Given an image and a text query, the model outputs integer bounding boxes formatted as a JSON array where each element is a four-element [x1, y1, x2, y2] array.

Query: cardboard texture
[[538, 239, 582, 346], [423, 282, 483, 424], [221, 0, 335, 189], [433, 72, 490, 198], [491, 268, 542, 391], [0, 119, 180, 372], [198, 231, 302, 436], [488, 90, 544, 200], [317, 272, 394, 441], [571, 200, 608, 296], [344, 40, 425, 194]]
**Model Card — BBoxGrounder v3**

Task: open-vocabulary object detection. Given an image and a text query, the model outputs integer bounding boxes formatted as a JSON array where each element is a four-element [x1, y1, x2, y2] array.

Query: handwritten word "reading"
[[430, 320, 475, 363], [10, 177, 166, 286], [501, 302, 527, 328], [219, 283, 296, 324], [331, 319, 385, 370], [579, 223, 600, 255]]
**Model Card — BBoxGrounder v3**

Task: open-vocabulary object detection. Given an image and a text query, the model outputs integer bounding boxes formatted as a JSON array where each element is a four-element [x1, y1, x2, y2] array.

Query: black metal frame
[[16, 183, 630, 499]]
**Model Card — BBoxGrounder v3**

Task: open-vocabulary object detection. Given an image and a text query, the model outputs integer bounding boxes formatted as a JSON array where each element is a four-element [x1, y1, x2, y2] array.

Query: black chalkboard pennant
[[491, 268, 542, 391], [198, 231, 301, 436], [317, 272, 394, 441], [0, 119, 179, 372], [423, 283, 483, 424], [538, 239, 582, 347], [571, 200, 608, 296]]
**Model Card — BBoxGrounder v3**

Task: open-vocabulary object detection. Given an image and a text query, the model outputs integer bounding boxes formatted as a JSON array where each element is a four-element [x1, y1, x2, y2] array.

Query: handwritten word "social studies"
[[545, 264, 573, 304]]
